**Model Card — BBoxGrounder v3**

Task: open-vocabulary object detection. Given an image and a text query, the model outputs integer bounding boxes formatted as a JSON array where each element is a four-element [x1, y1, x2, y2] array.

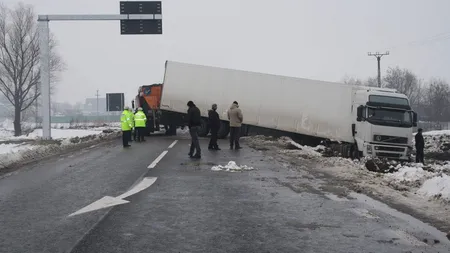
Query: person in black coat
[[208, 104, 221, 150], [186, 101, 202, 158], [415, 128, 425, 164]]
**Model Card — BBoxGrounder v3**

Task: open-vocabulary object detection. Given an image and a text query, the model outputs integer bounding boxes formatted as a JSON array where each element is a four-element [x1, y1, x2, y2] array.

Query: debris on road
[[211, 161, 254, 172]]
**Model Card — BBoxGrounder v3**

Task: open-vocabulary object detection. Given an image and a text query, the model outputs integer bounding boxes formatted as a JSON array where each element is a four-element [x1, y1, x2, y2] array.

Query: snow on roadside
[[27, 128, 104, 139], [417, 174, 450, 201], [276, 136, 324, 158], [414, 130, 450, 154], [0, 143, 35, 155], [384, 165, 435, 187], [0, 130, 121, 170], [211, 161, 254, 172]]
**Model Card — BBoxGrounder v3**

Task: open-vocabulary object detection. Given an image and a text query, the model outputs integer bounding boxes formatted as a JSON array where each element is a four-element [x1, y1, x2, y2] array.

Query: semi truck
[[136, 61, 418, 161]]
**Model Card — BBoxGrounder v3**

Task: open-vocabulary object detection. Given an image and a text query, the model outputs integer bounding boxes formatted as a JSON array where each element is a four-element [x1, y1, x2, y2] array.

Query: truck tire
[[350, 144, 360, 160], [197, 119, 210, 137], [218, 121, 230, 139]]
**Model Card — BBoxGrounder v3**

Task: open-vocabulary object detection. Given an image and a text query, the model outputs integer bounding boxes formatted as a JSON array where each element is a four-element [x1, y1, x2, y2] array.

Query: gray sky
[[4, 0, 450, 105]]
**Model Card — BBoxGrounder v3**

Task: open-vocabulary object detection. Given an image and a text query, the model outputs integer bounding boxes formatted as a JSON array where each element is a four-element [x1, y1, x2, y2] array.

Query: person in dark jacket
[[415, 128, 425, 164], [208, 104, 221, 150], [186, 101, 202, 158]]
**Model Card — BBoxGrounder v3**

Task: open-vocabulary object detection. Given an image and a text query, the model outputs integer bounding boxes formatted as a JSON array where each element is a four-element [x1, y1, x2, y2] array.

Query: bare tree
[[342, 75, 378, 87], [423, 78, 450, 122], [0, 2, 64, 136], [383, 66, 422, 107]]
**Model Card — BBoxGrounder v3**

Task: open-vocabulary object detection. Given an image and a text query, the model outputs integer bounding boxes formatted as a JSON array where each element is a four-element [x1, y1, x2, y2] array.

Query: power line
[[368, 51, 389, 88]]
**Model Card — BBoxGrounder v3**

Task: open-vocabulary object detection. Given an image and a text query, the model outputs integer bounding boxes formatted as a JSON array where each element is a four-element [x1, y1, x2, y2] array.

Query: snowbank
[[211, 161, 254, 172], [277, 136, 324, 158], [418, 174, 450, 201], [0, 143, 34, 155], [27, 128, 104, 139], [0, 130, 121, 170], [413, 130, 450, 155], [384, 165, 435, 187]]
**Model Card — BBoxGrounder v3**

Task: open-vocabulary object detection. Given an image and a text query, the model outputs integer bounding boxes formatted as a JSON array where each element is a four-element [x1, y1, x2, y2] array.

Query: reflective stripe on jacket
[[121, 110, 132, 131], [134, 111, 147, 127]]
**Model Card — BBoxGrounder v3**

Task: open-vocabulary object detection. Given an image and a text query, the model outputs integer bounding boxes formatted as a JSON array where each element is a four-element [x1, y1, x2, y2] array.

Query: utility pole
[[368, 51, 389, 87], [95, 89, 100, 119]]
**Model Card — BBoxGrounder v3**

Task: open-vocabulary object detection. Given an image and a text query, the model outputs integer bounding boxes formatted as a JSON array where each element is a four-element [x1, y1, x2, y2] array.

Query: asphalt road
[[0, 134, 449, 253]]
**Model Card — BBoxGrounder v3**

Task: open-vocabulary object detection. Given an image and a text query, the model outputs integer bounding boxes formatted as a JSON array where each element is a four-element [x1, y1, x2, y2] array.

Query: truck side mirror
[[356, 106, 364, 122], [412, 112, 418, 127]]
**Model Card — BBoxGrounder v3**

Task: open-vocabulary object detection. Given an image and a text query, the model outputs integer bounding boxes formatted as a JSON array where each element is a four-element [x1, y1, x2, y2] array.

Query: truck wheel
[[197, 119, 210, 137], [351, 144, 360, 160], [218, 121, 230, 139]]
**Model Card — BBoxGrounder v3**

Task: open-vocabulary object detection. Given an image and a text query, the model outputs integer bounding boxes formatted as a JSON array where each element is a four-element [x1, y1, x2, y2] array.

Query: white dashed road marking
[[168, 140, 178, 149], [148, 151, 168, 169]]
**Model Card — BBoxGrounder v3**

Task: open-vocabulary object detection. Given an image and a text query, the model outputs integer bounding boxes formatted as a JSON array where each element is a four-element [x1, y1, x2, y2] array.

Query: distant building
[[83, 97, 107, 115]]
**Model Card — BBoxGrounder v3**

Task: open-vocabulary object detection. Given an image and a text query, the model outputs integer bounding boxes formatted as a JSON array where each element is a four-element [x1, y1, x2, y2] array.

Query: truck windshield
[[367, 107, 412, 127]]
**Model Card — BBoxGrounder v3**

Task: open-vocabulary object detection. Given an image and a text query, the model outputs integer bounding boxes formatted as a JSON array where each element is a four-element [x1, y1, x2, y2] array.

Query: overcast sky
[[4, 0, 450, 105]]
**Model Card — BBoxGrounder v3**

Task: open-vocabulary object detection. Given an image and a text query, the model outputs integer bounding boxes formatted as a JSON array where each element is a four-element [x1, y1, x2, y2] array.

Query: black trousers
[[229, 127, 241, 148], [209, 127, 219, 148], [189, 126, 201, 155], [136, 127, 145, 141], [416, 148, 424, 164], [122, 130, 131, 147]]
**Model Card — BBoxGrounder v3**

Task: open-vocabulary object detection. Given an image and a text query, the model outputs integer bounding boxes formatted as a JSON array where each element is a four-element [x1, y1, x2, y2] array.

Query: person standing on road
[[128, 107, 135, 142], [415, 128, 425, 164], [186, 101, 202, 158], [227, 101, 243, 150], [121, 106, 133, 148], [134, 107, 147, 142], [208, 104, 221, 150]]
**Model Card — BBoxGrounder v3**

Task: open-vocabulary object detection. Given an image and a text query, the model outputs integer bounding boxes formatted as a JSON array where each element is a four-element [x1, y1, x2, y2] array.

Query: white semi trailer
[[159, 61, 418, 160]]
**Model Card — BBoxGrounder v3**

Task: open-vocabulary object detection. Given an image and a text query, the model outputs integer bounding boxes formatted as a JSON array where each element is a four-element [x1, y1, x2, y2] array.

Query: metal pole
[[377, 56, 381, 88], [39, 21, 51, 139]]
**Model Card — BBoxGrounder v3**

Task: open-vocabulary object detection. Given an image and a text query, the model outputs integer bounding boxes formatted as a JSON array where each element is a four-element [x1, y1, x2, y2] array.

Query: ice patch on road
[[417, 174, 450, 201], [211, 161, 254, 172]]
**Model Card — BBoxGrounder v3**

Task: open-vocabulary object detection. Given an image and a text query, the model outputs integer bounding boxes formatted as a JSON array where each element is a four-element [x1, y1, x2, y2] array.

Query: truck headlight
[[367, 145, 373, 154]]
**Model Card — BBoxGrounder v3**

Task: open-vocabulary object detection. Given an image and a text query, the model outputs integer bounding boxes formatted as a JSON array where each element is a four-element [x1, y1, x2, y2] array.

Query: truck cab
[[352, 87, 417, 161]]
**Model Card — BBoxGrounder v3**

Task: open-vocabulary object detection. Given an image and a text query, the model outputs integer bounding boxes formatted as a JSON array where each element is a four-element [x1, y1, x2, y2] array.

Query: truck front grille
[[373, 135, 408, 144]]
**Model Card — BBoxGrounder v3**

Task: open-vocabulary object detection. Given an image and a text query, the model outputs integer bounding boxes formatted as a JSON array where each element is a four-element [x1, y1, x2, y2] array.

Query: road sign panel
[[106, 93, 125, 111], [120, 1, 162, 15], [120, 19, 162, 35]]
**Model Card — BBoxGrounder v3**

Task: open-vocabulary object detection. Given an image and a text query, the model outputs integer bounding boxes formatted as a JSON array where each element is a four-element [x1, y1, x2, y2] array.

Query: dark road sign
[[120, 1, 162, 15], [120, 19, 162, 35], [106, 93, 125, 111]]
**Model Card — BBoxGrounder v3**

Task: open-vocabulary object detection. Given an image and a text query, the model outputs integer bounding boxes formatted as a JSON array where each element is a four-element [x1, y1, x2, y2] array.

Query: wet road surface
[[0, 135, 449, 253]]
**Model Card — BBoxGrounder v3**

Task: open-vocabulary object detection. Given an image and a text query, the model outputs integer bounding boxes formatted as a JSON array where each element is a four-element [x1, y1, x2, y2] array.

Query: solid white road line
[[148, 150, 168, 169], [168, 140, 178, 149]]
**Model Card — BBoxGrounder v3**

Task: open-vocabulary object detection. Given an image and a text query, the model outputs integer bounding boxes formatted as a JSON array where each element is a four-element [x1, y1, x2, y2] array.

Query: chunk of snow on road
[[211, 161, 254, 172], [417, 174, 450, 201]]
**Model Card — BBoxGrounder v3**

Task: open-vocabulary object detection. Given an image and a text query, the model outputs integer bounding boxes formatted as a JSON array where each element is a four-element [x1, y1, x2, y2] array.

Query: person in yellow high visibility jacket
[[121, 106, 133, 148], [134, 107, 147, 142], [128, 107, 135, 142]]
